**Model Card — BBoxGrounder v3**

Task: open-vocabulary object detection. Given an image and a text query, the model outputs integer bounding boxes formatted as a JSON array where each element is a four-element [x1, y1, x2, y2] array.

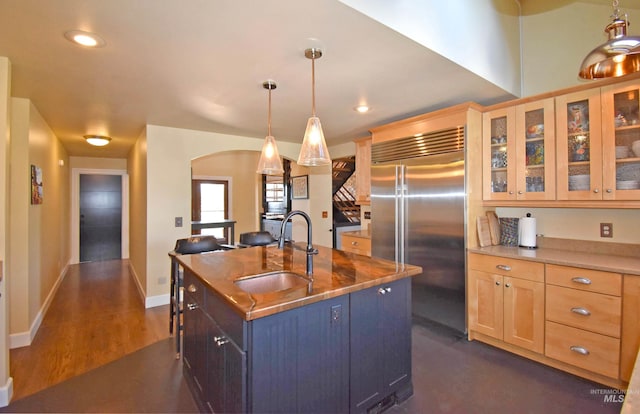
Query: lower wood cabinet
[[468, 254, 545, 354], [182, 268, 413, 413], [468, 253, 639, 388]]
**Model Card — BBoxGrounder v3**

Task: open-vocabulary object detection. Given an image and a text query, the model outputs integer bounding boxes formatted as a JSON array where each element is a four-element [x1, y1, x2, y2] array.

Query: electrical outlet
[[175, 217, 183, 227], [331, 304, 342, 323], [600, 223, 613, 238]]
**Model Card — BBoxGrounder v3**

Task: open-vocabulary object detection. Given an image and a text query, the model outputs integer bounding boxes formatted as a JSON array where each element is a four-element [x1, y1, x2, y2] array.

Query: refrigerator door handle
[[397, 164, 406, 264]]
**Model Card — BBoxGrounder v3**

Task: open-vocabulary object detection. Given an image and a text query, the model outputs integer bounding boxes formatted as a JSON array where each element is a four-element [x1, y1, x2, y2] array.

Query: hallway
[[8, 260, 169, 401]]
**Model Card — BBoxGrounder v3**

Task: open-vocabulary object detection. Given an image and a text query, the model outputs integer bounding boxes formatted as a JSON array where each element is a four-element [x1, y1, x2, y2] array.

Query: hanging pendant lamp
[[298, 48, 331, 166], [256, 80, 284, 175], [579, 0, 640, 79]]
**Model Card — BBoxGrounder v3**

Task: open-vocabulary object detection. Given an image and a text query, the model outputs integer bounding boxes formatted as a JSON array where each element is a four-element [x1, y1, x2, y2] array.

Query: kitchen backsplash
[[495, 207, 640, 244]]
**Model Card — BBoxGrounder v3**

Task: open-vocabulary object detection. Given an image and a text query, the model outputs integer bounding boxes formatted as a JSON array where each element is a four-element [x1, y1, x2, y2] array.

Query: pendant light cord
[[311, 57, 316, 117], [268, 86, 272, 136]]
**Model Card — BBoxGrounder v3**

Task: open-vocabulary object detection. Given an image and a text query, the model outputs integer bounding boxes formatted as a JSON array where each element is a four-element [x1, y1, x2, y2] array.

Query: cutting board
[[486, 211, 501, 245], [477, 216, 492, 247]]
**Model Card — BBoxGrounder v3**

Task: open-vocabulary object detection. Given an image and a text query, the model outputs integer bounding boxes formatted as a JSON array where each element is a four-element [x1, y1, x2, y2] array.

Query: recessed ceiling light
[[354, 105, 370, 113], [64, 30, 106, 48], [84, 135, 111, 146]]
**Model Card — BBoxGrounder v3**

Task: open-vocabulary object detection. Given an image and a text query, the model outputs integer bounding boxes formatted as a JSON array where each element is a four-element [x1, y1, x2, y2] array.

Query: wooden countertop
[[176, 243, 421, 321], [341, 229, 371, 239], [467, 245, 640, 276]]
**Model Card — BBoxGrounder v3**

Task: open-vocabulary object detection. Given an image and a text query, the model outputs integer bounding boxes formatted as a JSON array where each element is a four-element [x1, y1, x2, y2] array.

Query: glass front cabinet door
[[514, 98, 556, 201], [483, 107, 516, 201], [601, 80, 640, 201], [556, 89, 603, 201]]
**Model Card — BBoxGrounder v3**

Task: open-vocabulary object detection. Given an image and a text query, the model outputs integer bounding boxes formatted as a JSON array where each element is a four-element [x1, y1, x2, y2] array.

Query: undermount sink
[[234, 271, 311, 294]]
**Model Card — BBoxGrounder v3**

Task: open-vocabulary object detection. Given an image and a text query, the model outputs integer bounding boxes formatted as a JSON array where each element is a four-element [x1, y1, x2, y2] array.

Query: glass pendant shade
[[256, 134, 284, 174], [579, 4, 640, 79], [298, 48, 331, 166], [298, 116, 331, 166], [256, 80, 284, 175]]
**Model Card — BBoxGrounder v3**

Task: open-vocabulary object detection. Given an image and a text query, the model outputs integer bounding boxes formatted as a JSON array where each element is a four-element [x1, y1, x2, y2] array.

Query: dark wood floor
[[9, 260, 169, 401]]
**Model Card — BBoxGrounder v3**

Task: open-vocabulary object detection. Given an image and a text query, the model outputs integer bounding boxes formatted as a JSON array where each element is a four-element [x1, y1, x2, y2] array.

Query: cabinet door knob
[[496, 265, 511, 271], [570, 346, 590, 356], [495, 281, 501, 286], [571, 307, 591, 316], [508, 191, 514, 195], [378, 287, 386, 295], [187, 303, 198, 310], [571, 277, 592, 285], [505, 283, 511, 288], [593, 188, 599, 193], [351, 241, 358, 246], [606, 188, 612, 193], [215, 336, 229, 347], [385, 287, 392, 293], [518, 191, 523, 195], [187, 284, 197, 293]]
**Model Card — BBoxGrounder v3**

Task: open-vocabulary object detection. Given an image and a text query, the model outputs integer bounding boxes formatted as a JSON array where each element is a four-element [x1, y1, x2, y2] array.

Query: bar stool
[[238, 231, 277, 247], [169, 235, 224, 358]]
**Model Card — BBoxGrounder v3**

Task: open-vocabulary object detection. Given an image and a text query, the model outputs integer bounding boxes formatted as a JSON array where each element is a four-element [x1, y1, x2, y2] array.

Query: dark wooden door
[[79, 174, 122, 262]]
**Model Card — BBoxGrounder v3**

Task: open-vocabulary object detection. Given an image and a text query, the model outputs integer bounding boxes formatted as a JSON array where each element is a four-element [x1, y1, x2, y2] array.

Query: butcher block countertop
[[176, 243, 421, 321]]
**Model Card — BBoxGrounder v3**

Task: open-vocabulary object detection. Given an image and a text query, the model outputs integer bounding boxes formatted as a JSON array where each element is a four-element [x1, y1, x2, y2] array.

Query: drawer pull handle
[[351, 241, 358, 246], [571, 277, 592, 285], [570, 346, 590, 356], [496, 265, 512, 271], [378, 288, 387, 295], [571, 307, 591, 316], [187, 303, 198, 310], [215, 336, 229, 347], [187, 284, 197, 293]]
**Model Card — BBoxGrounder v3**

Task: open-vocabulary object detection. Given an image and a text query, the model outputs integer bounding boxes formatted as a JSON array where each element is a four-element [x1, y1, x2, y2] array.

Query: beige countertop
[[341, 229, 371, 239], [176, 243, 421, 321], [467, 245, 640, 276]]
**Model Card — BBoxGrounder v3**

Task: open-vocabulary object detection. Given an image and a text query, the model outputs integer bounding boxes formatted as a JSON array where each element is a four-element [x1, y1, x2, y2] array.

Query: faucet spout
[[278, 210, 318, 277]]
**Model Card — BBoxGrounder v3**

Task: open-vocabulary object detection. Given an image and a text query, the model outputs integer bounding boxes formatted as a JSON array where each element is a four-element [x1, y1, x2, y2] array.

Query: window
[[192, 179, 229, 241]]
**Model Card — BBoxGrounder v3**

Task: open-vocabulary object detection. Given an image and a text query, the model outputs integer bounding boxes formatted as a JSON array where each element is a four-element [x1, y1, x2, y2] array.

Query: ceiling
[[0, 0, 620, 158]]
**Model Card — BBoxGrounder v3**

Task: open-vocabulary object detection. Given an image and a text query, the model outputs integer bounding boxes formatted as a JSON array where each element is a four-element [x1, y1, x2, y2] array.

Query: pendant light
[[579, 0, 640, 79], [298, 48, 331, 166], [256, 80, 284, 175]]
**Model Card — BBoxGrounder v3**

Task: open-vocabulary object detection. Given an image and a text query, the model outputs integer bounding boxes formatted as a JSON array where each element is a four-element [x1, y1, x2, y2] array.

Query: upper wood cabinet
[[556, 88, 604, 201], [354, 136, 371, 205], [483, 98, 556, 201]]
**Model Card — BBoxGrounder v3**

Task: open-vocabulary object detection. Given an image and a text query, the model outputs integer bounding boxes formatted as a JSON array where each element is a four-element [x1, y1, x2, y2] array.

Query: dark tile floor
[[1, 319, 624, 413]]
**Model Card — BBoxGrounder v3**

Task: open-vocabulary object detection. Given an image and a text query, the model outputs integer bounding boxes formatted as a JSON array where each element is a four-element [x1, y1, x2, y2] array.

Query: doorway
[[79, 174, 122, 262], [71, 169, 129, 264]]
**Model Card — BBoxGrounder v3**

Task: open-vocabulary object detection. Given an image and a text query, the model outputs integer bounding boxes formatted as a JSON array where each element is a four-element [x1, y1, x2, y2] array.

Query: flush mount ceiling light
[[578, 0, 640, 79], [256, 80, 284, 175], [298, 48, 331, 166], [64, 30, 106, 48], [84, 135, 111, 146], [354, 105, 370, 113]]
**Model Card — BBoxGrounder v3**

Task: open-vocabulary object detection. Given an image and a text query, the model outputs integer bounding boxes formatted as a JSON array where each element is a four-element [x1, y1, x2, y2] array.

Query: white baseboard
[[9, 262, 70, 349], [146, 293, 169, 308], [0, 373, 13, 407], [127, 262, 169, 309]]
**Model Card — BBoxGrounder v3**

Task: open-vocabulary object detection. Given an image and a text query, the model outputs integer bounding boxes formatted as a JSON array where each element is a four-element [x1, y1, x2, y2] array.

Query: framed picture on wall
[[291, 175, 308, 199], [31, 164, 43, 205]]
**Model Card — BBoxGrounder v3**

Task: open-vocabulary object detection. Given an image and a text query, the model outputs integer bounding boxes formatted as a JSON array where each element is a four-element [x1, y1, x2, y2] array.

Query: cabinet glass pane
[[566, 100, 591, 191], [524, 108, 545, 193], [613, 88, 640, 191], [490, 116, 508, 193]]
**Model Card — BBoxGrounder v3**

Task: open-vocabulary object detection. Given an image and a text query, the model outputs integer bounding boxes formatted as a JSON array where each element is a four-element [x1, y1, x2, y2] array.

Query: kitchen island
[[176, 242, 422, 413]]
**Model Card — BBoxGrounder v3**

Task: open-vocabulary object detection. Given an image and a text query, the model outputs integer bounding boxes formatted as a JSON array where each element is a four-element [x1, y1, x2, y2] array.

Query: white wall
[[339, 0, 522, 96]]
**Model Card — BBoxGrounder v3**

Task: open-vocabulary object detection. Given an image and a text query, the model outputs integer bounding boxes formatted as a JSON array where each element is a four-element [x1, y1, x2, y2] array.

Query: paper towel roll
[[518, 215, 537, 248]]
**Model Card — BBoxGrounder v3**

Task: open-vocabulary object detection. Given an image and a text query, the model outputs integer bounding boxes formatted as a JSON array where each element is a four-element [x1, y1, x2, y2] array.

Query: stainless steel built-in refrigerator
[[371, 127, 466, 334]]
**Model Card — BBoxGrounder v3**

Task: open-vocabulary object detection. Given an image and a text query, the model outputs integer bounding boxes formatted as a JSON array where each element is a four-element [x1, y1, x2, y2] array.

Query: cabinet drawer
[[468, 253, 544, 282], [342, 235, 371, 256], [546, 321, 620, 379], [546, 285, 621, 338], [546, 264, 621, 296]]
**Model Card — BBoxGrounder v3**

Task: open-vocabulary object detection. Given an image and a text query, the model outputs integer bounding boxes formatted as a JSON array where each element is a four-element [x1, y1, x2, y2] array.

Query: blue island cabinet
[[182, 268, 413, 413]]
